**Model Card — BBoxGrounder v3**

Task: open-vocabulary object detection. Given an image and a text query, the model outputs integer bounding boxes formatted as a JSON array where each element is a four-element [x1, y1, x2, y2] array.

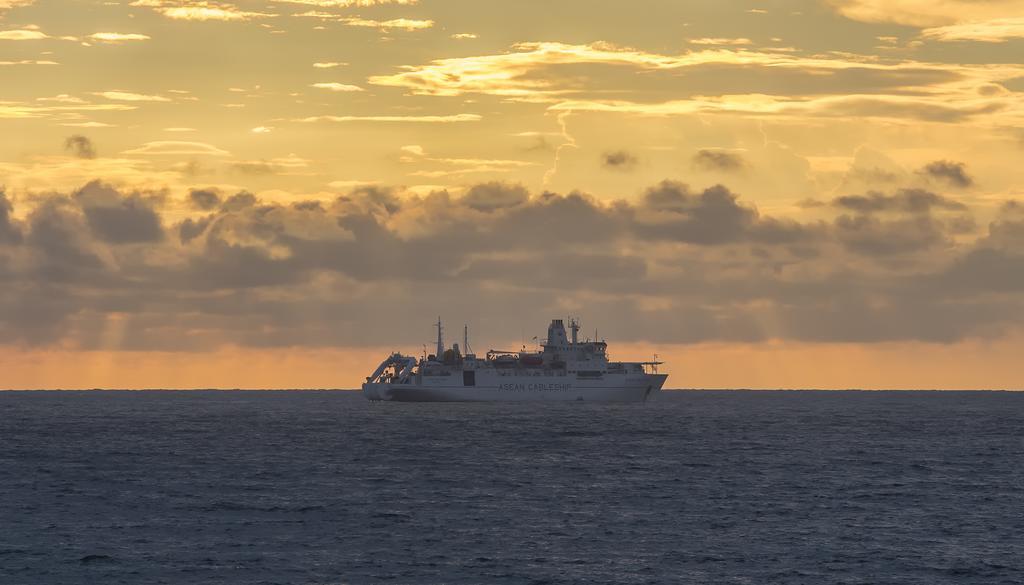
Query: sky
[[2, 0, 1024, 389]]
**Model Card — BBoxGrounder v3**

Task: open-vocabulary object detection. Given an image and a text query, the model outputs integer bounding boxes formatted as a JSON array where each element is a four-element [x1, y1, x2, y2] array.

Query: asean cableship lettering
[[499, 383, 572, 392], [362, 318, 667, 403]]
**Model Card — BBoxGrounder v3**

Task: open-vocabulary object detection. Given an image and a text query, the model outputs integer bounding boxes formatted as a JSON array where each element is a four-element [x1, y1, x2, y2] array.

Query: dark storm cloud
[[638, 181, 814, 245], [921, 160, 973, 188], [74, 181, 163, 244], [692, 149, 745, 172], [221, 191, 258, 211], [833, 214, 947, 256], [179, 216, 211, 243], [602, 150, 638, 170], [189, 188, 221, 211], [832, 189, 967, 214], [829, 189, 974, 256], [64, 135, 96, 159], [0, 191, 23, 244], [2, 179, 1024, 350], [23, 196, 108, 284], [460, 182, 529, 212]]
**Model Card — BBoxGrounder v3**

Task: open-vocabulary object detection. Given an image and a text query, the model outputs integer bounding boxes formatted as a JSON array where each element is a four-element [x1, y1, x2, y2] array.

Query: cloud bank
[[2, 178, 1023, 351]]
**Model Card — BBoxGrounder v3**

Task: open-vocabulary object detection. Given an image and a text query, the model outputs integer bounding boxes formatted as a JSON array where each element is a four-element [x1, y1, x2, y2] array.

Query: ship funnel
[[547, 319, 568, 347]]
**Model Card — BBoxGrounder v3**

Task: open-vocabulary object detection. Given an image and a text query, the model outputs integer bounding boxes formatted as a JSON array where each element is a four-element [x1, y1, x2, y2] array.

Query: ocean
[[2, 390, 1023, 584]]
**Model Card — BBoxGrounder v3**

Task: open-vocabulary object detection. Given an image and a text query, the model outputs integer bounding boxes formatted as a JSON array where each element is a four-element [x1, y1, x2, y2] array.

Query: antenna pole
[[435, 317, 444, 358]]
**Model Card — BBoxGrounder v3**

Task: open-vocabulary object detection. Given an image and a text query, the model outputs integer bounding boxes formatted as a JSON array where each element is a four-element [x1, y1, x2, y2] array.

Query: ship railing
[[366, 354, 417, 384], [639, 361, 664, 374]]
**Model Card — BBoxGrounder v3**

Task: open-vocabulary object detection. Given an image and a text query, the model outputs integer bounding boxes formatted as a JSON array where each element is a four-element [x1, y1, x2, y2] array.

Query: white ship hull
[[363, 373, 667, 403]]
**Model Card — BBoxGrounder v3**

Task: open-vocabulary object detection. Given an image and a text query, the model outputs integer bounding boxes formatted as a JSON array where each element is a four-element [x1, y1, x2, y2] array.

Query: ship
[[362, 318, 667, 402]]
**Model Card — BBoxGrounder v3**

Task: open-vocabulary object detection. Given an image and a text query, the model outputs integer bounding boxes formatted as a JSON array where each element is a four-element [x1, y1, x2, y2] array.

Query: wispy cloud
[[274, 0, 417, 6], [923, 18, 1024, 42], [0, 0, 35, 12], [122, 141, 231, 155], [88, 32, 151, 43], [0, 28, 48, 40], [0, 101, 135, 119], [295, 11, 432, 30], [825, 0, 1024, 27], [689, 37, 753, 46], [368, 41, 1024, 123], [0, 59, 57, 65], [93, 91, 171, 102], [131, 0, 277, 21], [295, 113, 481, 123], [310, 82, 364, 92]]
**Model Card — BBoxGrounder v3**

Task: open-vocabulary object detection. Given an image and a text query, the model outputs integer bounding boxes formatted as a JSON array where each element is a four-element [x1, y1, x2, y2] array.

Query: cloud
[[922, 18, 1024, 42], [189, 188, 221, 210], [0, 29, 48, 40], [0, 59, 58, 65], [93, 91, 171, 102], [824, 0, 1024, 27], [230, 154, 309, 175], [451, 33, 477, 40], [275, 0, 416, 5], [88, 32, 151, 43], [920, 160, 973, 188], [294, 113, 482, 123], [122, 141, 231, 156], [341, 17, 433, 31], [64, 135, 97, 159], [638, 181, 812, 245], [131, 0, 277, 21], [404, 153, 537, 177], [0, 0, 35, 12], [832, 189, 968, 214], [601, 150, 638, 170], [460, 182, 529, 211], [829, 189, 974, 257], [368, 41, 1024, 124], [61, 121, 114, 128], [0, 100, 136, 120], [312, 62, 345, 68], [3, 178, 1024, 350], [310, 82, 364, 92], [74, 181, 164, 244], [693, 149, 745, 172], [0, 190, 22, 244], [689, 38, 753, 46], [294, 12, 433, 30], [828, 2, 1024, 43]]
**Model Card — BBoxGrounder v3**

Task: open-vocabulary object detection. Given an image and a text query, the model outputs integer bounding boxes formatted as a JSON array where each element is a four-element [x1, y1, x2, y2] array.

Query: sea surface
[[1, 390, 1023, 585]]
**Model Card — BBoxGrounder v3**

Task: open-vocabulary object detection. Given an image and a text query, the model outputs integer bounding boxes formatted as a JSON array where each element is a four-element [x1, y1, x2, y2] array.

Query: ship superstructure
[[363, 318, 667, 402]]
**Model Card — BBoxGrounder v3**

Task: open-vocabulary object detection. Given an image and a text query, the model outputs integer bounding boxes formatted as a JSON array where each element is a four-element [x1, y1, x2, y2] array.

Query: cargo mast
[[435, 317, 444, 358]]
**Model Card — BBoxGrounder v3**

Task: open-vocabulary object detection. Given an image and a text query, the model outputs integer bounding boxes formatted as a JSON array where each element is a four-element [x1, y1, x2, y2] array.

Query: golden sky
[[2, 0, 1024, 389]]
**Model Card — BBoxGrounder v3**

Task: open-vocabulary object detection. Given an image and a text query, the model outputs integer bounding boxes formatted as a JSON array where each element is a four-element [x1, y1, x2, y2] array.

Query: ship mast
[[464, 324, 473, 356], [435, 317, 444, 358]]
